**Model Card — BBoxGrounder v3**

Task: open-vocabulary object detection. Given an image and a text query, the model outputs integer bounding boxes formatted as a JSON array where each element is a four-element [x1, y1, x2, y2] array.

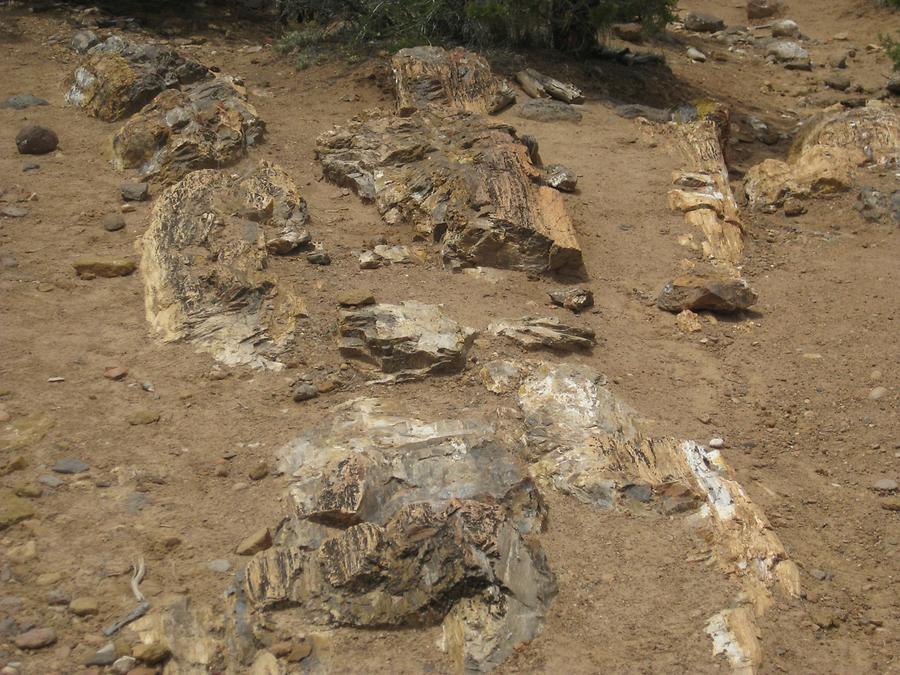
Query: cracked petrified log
[[392, 46, 515, 115], [317, 107, 582, 274], [337, 302, 474, 381], [489, 316, 595, 351], [112, 76, 265, 185], [744, 104, 900, 207], [244, 397, 556, 671], [140, 162, 309, 370], [511, 362, 800, 672], [514, 68, 584, 104], [66, 36, 209, 121], [665, 105, 745, 264]]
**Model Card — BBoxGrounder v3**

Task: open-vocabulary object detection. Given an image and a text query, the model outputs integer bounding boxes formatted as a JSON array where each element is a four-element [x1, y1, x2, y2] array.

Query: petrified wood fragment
[[515, 68, 584, 104], [744, 104, 900, 207], [337, 302, 474, 381], [317, 108, 582, 274], [392, 46, 515, 115], [112, 77, 265, 185], [245, 398, 556, 671], [513, 362, 800, 672], [140, 162, 309, 370], [66, 36, 209, 121], [489, 316, 595, 351]]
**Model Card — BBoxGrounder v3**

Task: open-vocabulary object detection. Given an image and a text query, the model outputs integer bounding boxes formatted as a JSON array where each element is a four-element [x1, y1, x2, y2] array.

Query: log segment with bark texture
[[317, 46, 582, 276], [317, 107, 582, 274], [392, 46, 515, 114], [515, 362, 800, 673], [515, 68, 584, 104], [664, 106, 745, 265], [744, 104, 899, 207], [139, 162, 309, 370]]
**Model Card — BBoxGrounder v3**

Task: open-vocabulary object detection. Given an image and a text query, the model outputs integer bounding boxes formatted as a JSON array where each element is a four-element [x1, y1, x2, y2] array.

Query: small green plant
[[276, 24, 325, 54], [881, 33, 900, 70]]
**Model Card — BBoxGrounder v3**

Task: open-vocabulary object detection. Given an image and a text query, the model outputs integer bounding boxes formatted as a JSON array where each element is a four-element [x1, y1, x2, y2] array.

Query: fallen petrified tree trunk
[[318, 46, 582, 276], [244, 397, 556, 672], [392, 46, 515, 114], [664, 107, 745, 265], [140, 162, 310, 370], [317, 107, 582, 274], [744, 103, 899, 207], [514, 362, 800, 672], [515, 68, 584, 104], [112, 76, 265, 185], [66, 36, 209, 121]]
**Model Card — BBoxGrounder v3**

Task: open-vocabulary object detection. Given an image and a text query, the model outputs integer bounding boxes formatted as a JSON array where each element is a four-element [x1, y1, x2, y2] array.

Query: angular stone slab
[[112, 77, 265, 185], [657, 274, 758, 313], [744, 104, 900, 207], [140, 162, 309, 370], [317, 107, 582, 275], [244, 397, 556, 670], [392, 46, 515, 115], [66, 36, 209, 121], [489, 316, 595, 351], [338, 302, 474, 381]]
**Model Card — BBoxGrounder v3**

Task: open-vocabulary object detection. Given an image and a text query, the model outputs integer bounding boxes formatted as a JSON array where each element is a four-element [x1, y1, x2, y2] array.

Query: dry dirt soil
[[0, 0, 897, 673]]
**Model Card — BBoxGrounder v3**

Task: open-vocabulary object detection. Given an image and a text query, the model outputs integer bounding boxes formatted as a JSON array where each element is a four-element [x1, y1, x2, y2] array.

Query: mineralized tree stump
[[317, 107, 582, 275], [112, 76, 265, 185], [140, 162, 310, 370], [66, 36, 210, 121]]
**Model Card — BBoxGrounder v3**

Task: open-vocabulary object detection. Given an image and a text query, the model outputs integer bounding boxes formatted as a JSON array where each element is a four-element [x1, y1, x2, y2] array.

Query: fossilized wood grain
[[392, 46, 515, 115], [316, 107, 582, 274], [112, 77, 265, 185], [666, 116, 745, 265], [744, 104, 900, 207], [140, 162, 308, 370]]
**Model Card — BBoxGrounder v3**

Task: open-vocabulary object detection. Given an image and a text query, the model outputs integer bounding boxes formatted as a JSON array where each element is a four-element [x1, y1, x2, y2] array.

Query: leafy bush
[[882, 33, 900, 70], [275, 0, 676, 52]]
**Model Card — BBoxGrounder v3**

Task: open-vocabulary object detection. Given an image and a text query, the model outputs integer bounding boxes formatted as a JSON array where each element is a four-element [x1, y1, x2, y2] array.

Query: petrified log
[[140, 162, 309, 370], [657, 273, 758, 313], [744, 104, 899, 207], [112, 76, 264, 185], [317, 107, 582, 275], [66, 36, 209, 121], [513, 362, 800, 672], [392, 46, 515, 114], [244, 397, 556, 670], [489, 316, 596, 351], [665, 106, 745, 264], [337, 302, 475, 381], [515, 68, 584, 104]]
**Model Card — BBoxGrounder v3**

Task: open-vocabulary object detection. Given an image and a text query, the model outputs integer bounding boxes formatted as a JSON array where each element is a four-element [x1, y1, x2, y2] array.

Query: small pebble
[[52, 458, 89, 474], [208, 559, 231, 573], [708, 438, 725, 449]]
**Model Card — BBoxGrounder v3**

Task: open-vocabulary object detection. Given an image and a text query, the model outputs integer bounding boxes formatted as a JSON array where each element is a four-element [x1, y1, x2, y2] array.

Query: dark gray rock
[[684, 12, 725, 33], [52, 458, 89, 474], [545, 164, 578, 192], [71, 29, 100, 54], [292, 382, 318, 402], [1, 94, 49, 110], [306, 251, 331, 265], [548, 287, 594, 313], [747, 0, 783, 20], [15, 125, 58, 155], [657, 274, 758, 313], [103, 213, 126, 232], [121, 182, 149, 202]]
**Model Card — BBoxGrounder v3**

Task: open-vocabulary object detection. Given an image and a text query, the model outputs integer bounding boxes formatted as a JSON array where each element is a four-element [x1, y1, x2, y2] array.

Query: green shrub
[[275, 0, 676, 52], [882, 33, 900, 70]]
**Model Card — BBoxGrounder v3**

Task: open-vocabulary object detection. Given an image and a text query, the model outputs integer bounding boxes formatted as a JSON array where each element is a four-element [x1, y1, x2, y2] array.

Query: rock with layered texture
[[140, 162, 309, 370], [515, 69, 584, 104], [338, 302, 474, 381], [66, 36, 210, 121], [112, 76, 265, 185], [245, 397, 556, 670], [657, 274, 758, 313], [317, 108, 582, 275], [664, 104, 745, 264], [744, 105, 900, 207], [392, 46, 515, 115], [489, 317, 595, 351], [515, 362, 800, 671]]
